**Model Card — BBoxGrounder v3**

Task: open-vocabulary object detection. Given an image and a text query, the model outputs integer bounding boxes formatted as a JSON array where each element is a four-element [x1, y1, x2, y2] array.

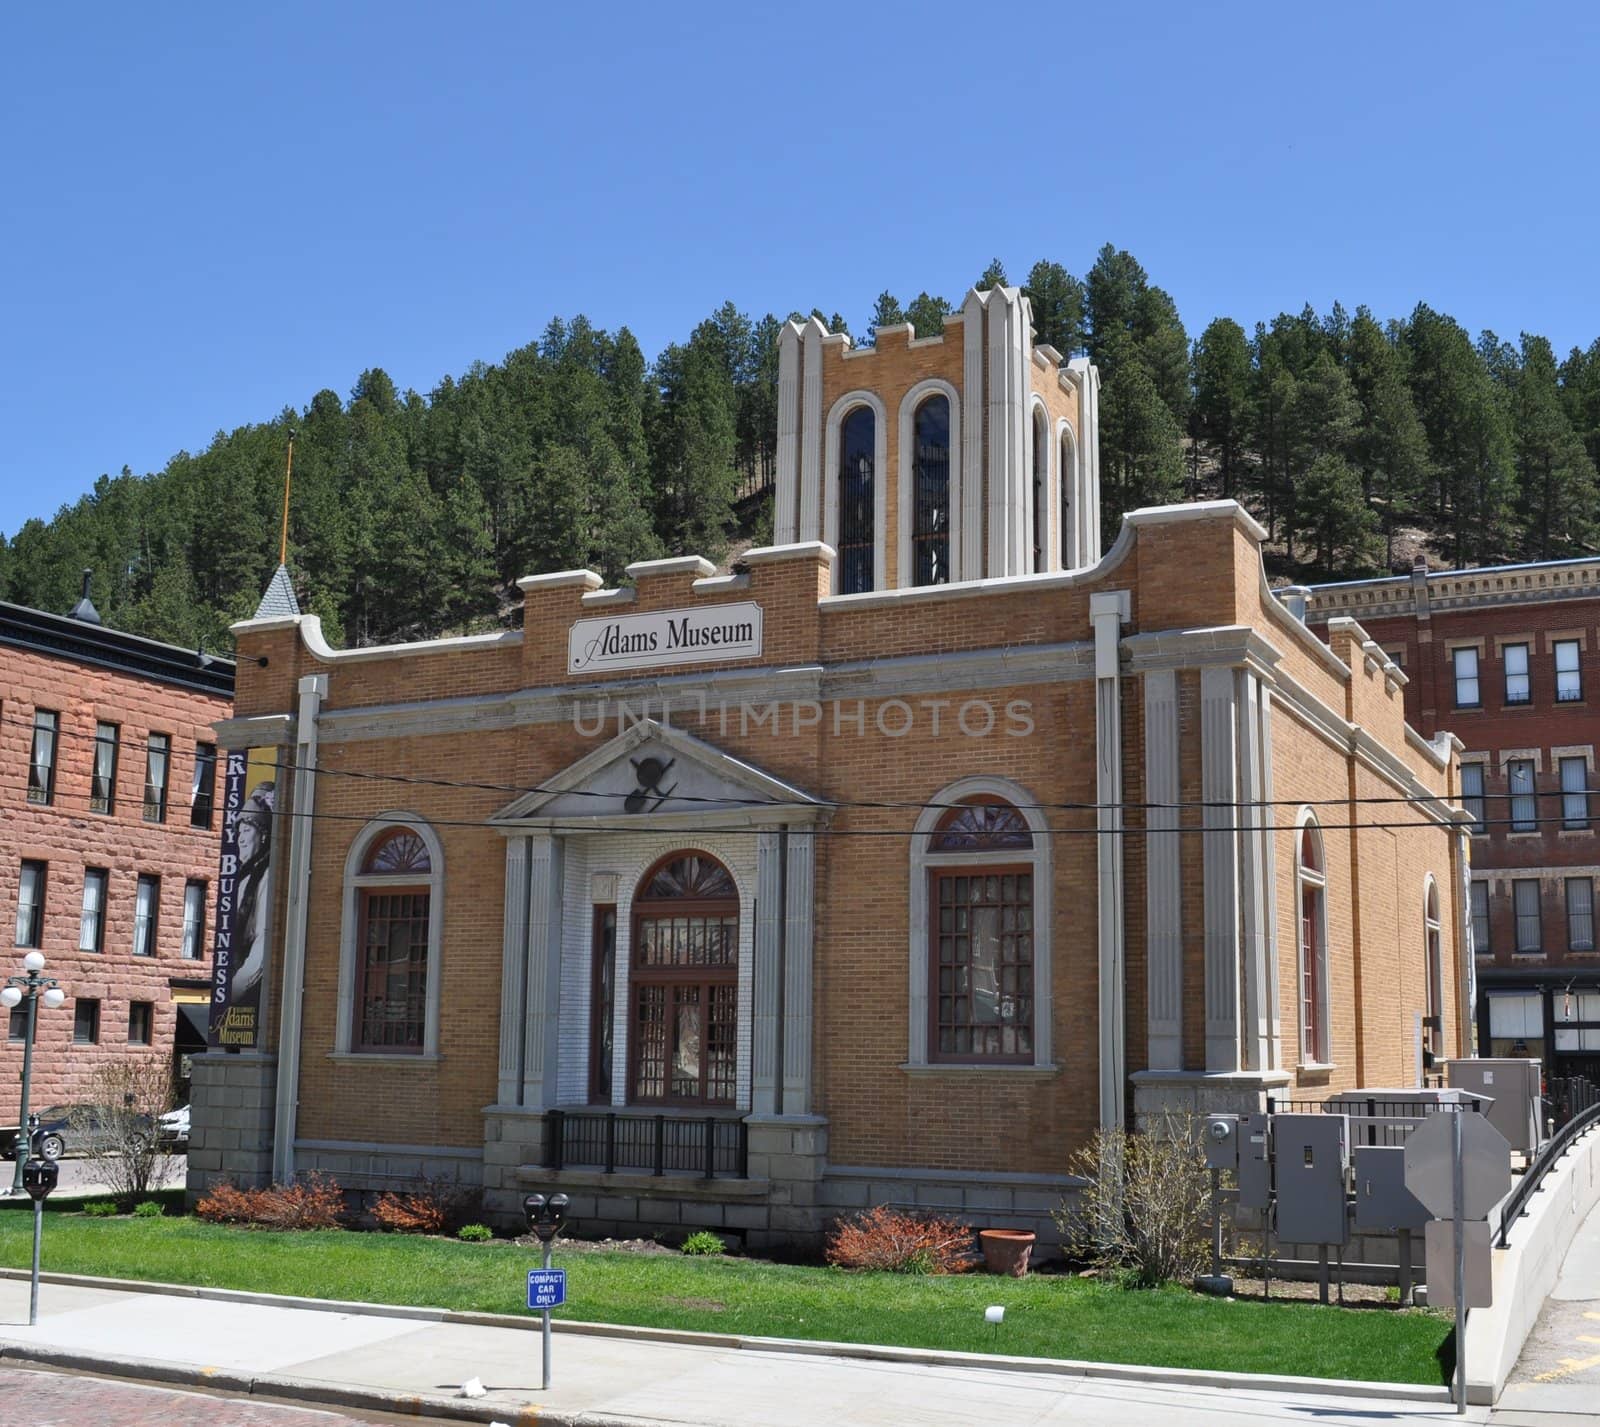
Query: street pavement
[[0, 1274, 1479, 1426], [0, 1154, 187, 1200], [1492, 1188, 1600, 1425]]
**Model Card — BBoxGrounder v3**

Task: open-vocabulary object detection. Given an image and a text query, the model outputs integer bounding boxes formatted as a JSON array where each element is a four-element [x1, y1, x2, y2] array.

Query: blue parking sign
[[527, 1268, 567, 1309]]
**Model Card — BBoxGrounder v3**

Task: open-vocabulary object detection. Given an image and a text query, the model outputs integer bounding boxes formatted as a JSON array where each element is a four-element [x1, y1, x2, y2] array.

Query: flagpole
[[279, 429, 296, 567]]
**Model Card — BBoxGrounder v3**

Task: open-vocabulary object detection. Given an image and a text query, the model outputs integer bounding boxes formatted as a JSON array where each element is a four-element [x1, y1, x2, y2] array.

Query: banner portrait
[[207, 747, 277, 1048]]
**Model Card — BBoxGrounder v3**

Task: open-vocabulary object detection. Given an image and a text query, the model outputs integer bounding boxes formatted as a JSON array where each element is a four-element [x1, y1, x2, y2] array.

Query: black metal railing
[[545, 1110, 748, 1180], [1265, 1093, 1479, 1148], [1496, 1095, 1600, 1247], [1547, 1075, 1600, 1130]]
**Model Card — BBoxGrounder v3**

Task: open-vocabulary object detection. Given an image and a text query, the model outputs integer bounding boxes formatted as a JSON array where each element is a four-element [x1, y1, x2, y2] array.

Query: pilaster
[[1091, 590, 1131, 1131], [775, 322, 801, 545], [1201, 664, 1241, 1072], [799, 317, 824, 543], [1237, 670, 1273, 1073], [961, 289, 985, 580], [520, 833, 565, 1108], [751, 829, 783, 1115], [1143, 669, 1182, 1070], [498, 836, 532, 1105], [782, 831, 816, 1114]]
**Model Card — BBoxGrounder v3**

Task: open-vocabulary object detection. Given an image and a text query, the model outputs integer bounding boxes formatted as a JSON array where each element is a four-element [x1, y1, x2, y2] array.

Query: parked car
[[0, 1104, 153, 1161], [158, 1105, 190, 1151]]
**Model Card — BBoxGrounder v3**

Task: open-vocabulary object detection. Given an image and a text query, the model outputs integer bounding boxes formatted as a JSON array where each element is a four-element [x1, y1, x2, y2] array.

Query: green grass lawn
[[0, 1212, 1452, 1385]]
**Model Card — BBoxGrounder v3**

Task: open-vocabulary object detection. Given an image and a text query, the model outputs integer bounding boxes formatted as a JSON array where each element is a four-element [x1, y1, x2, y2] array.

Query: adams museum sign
[[568, 601, 764, 675]]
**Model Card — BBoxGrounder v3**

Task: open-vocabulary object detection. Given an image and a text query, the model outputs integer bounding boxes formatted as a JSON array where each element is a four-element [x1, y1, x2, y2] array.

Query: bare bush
[[72, 1058, 176, 1208], [196, 1172, 345, 1229], [1055, 1115, 1211, 1287], [825, 1205, 974, 1274], [372, 1176, 483, 1234]]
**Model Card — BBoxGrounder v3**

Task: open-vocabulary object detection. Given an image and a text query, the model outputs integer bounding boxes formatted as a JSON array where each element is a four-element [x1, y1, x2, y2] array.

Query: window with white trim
[[1296, 816, 1330, 1064], [1567, 877, 1595, 953], [1470, 880, 1490, 955], [1561, 756, 1590, 829], [1452, 647, 1480, 708], [1556, 639, 1583, 702], [1503, 642, 1530, 705], [910, 395, 950, 586], [1487, 991, 1543, 1058], [1513, 878, 1542, 952], [1507, 759, 1537, 832], [1460, 763, 1486, 834], [1031, 407, 1048, 573], [1424, 878, 1443, 1057], [837, 405, 876, 595]]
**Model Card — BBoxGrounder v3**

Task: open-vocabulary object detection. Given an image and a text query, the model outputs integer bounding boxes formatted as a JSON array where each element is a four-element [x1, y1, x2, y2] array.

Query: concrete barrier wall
[[1465, 1125, 1600, 1404]]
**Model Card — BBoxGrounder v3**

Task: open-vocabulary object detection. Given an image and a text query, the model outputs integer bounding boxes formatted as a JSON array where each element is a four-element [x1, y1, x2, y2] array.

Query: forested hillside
[[5, 245, 1600, 652]]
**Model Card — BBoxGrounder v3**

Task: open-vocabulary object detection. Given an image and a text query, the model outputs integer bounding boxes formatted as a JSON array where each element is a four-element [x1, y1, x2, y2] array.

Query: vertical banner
[[207, 748, 277, 1048]]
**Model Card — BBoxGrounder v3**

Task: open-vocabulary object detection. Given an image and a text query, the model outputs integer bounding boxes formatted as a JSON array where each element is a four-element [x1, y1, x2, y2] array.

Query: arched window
[[911, 395, 951, 585], [1424, 878, 1443, 1062], [927, 796, 1036, 1062], [1296, 815, 1329, 1065], [1059, 425, 1078, 569], [338, 819, 444, 1056], [1032, 407, 1048, 573], [630, 852, 739, 1105], [838, 405, 876, 594]]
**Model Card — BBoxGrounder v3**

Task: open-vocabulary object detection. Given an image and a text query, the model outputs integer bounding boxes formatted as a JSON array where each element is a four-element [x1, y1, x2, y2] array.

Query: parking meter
[[22, 1123, 56, 1328], [523, 1192, 570, 1390], [21, 1156, 58, 1201]]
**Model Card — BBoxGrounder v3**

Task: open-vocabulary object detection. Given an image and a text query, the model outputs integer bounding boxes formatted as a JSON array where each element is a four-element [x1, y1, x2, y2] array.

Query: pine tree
[[1097, 332, 1185, 541], [904, 292, 951, 338], [1512, 333, 1599, 559], [866, 291, 905, 346], [1022, 261, 1085, 357], [977, 258, 1008, 289], [1192, 318, 1251, 497], [1346, 309, 1430, 566]]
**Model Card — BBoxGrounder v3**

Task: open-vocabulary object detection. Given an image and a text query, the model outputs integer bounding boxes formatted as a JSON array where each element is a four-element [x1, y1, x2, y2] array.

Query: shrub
[[457, 1223, 494, 1242], [681, 1230, 725, 1256], [73, 1059, 177, 1208], [825, 1206, 973, 1275], [372, 1177, 483, 1234], [195, 1174, 345, 1230], [83, 1200, 119, 1217], [133, 1200, 165, 1218], [1054, 1115, 1210, 1288]]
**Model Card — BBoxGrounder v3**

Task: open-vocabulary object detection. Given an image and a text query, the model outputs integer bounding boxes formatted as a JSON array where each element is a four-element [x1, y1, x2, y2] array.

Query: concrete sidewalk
[[0, 1272, 1475, 1427]]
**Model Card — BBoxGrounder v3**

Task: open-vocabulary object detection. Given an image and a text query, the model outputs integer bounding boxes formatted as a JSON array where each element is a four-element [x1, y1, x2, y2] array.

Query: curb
[[0, 1268, 1453, 1410]]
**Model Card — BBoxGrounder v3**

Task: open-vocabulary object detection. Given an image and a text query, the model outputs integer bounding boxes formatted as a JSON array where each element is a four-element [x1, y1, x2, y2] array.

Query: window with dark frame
[[28, 711, 58, 805], [1503, 642, 1531, 705], [91, 722, 119, 814], [353, 828, 433, 1052], [911, 395, 952, 586], [1424, 882, 1443, 1057], [191, 742, 217, 828], [1059, 430, 1075, 567], [15, 861, 46, 949], [78, 868, 108, 953], [1556, 640, 1583, 702], [73, 998, 100, 1045], [128, 1001, 153, 1046], [1461, 762, 1486, 834], [1513, 878, 1543, 953], [1470, 880, 1491, 955], [1452, 647, 1480, 708], [1508, 759, 1538, 832], [133, 874, 159, 956], [144, 733, 171, 822], [1561, 756, 1590, 830], [629, 854, 738, 1105], [837, 405, 876, 595], [182, 880, 207, 960], [589, 905, 618, 1102], [1031, 408, 1048, 573], [1298, 822, 1329, 1064], [7, 1008, 24, 1043], [1567, 877, 1595, 953], [928, 799, 1036, 1064]]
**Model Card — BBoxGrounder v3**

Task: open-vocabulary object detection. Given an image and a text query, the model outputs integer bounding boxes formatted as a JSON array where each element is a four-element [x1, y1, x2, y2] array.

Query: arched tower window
[[630, 852, 739, 1105], [1032, 407, 1048, 573], [1424, 878, 1443, 1062], [838, 406, 876, 595], [1059, 426, 1078, 569], [911, 395, 951, 586], [1296, 815, 1329, 1065]]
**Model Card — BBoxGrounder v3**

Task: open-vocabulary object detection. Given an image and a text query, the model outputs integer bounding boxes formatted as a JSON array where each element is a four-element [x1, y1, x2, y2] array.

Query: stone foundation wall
[[185, 1052, 277, 1198]]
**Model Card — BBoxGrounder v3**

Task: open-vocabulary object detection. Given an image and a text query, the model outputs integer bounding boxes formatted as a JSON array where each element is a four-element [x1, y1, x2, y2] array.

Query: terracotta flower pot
[[979, 1228, 1035, 1277]]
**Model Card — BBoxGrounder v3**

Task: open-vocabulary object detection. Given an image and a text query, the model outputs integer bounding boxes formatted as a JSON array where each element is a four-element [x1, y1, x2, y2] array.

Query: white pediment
[[491, 719, 826, 830]]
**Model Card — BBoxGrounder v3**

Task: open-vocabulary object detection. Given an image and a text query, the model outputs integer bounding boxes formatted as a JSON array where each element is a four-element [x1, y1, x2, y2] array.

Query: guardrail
[[1495, 1098, 1600, 1248], [544, 1109, 749, 1180]]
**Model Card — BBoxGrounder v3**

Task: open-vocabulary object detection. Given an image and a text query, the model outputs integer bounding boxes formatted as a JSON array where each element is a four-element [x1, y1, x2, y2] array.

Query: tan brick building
[[1, 584, 233, 1129], [191, 289, 1470, 1244], [1308, 556, 1600, 1081]]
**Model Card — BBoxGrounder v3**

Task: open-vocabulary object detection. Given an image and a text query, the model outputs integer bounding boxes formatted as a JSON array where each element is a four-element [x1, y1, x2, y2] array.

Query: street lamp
[[2, 952, 67, 1196]]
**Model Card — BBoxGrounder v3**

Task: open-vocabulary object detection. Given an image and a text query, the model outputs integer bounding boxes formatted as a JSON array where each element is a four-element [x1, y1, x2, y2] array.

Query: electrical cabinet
[[1352, 1145, 1431, 1232], [1446, 1059, 1541, 1155], [1272, 1113, 1350, 1245], [1237, 1113, 1272, 1210], [1204, 1114, 1240, 1171]]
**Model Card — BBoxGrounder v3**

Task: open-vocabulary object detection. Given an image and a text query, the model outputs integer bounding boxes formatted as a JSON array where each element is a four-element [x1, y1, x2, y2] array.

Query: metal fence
[[1263, 1093, 1480, 1148], [1547, 1075, 1600, 1130], [544, 1109, 748, 1180]]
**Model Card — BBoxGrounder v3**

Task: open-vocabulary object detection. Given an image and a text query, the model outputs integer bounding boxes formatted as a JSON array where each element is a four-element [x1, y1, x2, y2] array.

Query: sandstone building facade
[[1, 587, 233, 1120], [190, 289, 1470, 1244]]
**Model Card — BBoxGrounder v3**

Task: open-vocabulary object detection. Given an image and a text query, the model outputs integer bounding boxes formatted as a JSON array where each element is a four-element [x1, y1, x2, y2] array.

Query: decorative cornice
[[1, 600, 235, 696]]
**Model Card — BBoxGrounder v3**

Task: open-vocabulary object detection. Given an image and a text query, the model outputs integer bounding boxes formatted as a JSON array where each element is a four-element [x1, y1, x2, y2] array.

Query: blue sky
[[4, 2, 1598, 535]]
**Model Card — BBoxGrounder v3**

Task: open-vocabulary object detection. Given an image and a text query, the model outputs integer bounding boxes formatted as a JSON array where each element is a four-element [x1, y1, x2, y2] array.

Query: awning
[[174, 1002, 210, 1050]]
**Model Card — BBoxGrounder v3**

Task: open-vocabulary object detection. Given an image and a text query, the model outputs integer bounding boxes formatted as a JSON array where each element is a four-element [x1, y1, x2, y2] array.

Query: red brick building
[[1, 584, 234, 1120], [1308, 557, 1600, 1080]]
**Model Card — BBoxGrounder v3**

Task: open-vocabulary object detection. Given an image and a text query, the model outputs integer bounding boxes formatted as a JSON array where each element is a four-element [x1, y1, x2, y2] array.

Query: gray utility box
[[1237, 1113, 1272, 1210], [1273, 1113, 1351, 1245], [1204, 1114, 1240, 1171], [1446, 1058, 1541, 1155], [1353, 1144, 1431, 1232], [1327, 1086, 1490, 1148]]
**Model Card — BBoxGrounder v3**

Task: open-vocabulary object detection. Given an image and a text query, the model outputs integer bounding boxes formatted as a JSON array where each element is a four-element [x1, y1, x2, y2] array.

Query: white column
[[1143, 669, 1182, 1071], [520, 833, 565, 1108], [1237, 670, 1272, 1073], [1260, 687, 1283, 1067], [961, 290, 986, 581], [498, 836, 531, 1105], [1092, 591, 1130, 1132], [775, 322, 801, 544], [782, 830, 816, 1114], [751, 829, 783, 1115], [799, 317, 824, 543], [273, 672, 327, 1185], [987, 292, 1027, 577], [1201, 666, 1241, 1072]]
